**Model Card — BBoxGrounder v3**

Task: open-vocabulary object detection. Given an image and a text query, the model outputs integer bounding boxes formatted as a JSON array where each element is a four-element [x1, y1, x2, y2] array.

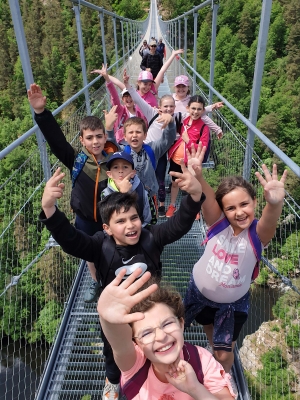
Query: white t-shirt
[[193, 214, 263, 303]]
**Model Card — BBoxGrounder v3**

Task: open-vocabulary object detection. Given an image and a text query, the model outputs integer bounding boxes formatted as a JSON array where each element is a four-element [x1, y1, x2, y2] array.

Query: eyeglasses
[[133, 317, 179, 344], [150, 45, 157, 48]]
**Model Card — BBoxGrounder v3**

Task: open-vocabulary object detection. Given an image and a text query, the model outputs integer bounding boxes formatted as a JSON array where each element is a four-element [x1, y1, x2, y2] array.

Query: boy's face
[[124, 123, 147, 153], [80, 128, 107, 160], [106, 159, 135, 181], [103, 206, 142, 246]]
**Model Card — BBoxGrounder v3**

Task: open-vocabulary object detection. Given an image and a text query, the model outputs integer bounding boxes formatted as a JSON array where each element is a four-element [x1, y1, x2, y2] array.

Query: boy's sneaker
[[166, 204, 176, 218], [102, 377, 120, 400], [84, 281, 102, 303], [158, 206, 166, 218]]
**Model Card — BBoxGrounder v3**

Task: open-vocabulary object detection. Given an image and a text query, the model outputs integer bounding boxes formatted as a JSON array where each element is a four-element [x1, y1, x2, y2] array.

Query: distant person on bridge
[[156, 37, 166, 60], [97, 268, 236, 399], [139, 39, 150, 58], [140, 40, 163, 79], [184, 144, 287, 375], [40, 154, 207, 400], [27, 84, 118, 305]]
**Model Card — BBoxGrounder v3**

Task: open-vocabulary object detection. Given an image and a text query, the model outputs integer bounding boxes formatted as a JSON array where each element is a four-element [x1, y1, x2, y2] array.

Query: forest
[[0, 0, 300, 398]]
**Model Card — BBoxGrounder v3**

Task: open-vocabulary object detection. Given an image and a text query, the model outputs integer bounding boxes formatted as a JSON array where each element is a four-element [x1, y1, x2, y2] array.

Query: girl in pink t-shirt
[[98, 268, 235, 400], [183, 144, 287, 373]]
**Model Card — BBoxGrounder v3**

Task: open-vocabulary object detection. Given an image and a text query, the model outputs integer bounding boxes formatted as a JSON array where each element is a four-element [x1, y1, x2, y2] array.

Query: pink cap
[[174, 75, 190, 87], [138, 70, 154, 82]]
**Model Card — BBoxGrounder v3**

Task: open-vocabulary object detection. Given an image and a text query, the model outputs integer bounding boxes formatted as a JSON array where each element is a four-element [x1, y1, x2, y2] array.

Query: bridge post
[[184, 16, 188, 71], [99, 9, 107, 66], [178, 19, 181, 50], [126, 22, 130, 58], [8, 0, 51, 181], [193, 8, 198, 94], [73, 4, 91, 115], [113, 17, 119, 69], [209, 1, 219, 107], [121, 20, 125, 60], [243, 0, 273, 180]]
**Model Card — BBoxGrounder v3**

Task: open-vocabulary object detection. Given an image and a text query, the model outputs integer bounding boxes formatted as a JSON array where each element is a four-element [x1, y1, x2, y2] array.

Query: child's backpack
[[135, 181, 157, 226], [204, 217, 262, 280], [72, 151, 88, 188], [124, 144, 156, 170], [119, 342, 204, 400]]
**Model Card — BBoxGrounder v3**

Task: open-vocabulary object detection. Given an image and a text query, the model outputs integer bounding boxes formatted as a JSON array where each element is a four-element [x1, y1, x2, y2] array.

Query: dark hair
[[159, 95, 175, 107], [123, 117, 147, 135], [130, 278, 185, 320], [99, 192, 139, 225], [215, 176, 256, 210], [188, 95, 206, 107], [79, 116, 105, 137]]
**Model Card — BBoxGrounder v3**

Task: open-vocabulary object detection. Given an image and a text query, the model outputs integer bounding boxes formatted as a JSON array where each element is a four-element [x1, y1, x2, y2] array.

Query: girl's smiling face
[[132, 303, 184, 374], [221, 187, 257, 235], [174, 84, 189, 99], [186, 101, 205, 121], [138, 81, 152, 94], [160, 97, 175, 115]]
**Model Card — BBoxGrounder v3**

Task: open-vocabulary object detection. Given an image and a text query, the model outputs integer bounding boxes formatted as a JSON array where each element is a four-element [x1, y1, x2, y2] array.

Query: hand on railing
[[27, 83, 47, 114]]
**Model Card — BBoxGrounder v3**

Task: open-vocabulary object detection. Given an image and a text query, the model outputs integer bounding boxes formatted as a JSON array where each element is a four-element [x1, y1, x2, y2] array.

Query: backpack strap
[[248, 219, 262, 280], [120, 343, 203, 399], [148, 113, 159, 129], [183, 342, 204, 384], [196, 124, 206, 144], [202, 217, 230, 245], [175, 112, 182, 134], [124, 144, 156, 170], [142, 144, 156, 169], [99, 236, 117, 286], [71, 151, 88, 188], [134, 181, 146, 224], [119, 359, 151, 400]]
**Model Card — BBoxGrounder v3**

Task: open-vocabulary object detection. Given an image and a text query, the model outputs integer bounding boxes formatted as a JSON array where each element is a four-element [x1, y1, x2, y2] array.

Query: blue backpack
[[204, 217, 262, 280], [119, 342, 203, 400], [124, 144, 156, 170]]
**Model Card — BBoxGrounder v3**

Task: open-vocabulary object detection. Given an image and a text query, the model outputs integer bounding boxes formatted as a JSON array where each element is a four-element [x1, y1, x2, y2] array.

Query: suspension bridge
[[1, 0, 300, 399]]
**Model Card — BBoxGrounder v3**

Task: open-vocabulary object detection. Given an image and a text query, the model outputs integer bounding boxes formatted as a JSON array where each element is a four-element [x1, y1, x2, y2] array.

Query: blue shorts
[[184, 274, 249, 352]]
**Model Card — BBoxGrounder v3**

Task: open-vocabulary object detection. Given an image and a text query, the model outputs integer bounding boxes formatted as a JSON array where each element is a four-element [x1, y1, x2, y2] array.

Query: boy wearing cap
[[140, 39, 163, 79], [101, 151, 156, 226]]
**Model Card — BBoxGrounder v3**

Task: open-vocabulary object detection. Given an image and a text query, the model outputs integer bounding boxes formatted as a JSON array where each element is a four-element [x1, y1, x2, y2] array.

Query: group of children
[[28, 40, 288, 400]]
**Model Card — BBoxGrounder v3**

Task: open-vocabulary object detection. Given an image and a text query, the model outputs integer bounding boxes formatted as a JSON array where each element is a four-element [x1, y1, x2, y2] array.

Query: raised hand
[[103, 105, 118, 131], [156, 111, 174, 129], [27, 83, 47, 114], [166, 359, 201, 396], [186, 142, 207, 177], [42, 168, 65, 217], [123, 69, 130, 86], [255, 164, 287, 205], [172, 49, 184, 58], [97, 268, 158, 325], [169, 160, 202, 201], [91, 64, 109, 81], [213, 101, 224, 110]]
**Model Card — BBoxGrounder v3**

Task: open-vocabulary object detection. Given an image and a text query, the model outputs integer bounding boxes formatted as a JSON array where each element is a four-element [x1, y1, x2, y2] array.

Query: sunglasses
[[150, 45, 157, 47]]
